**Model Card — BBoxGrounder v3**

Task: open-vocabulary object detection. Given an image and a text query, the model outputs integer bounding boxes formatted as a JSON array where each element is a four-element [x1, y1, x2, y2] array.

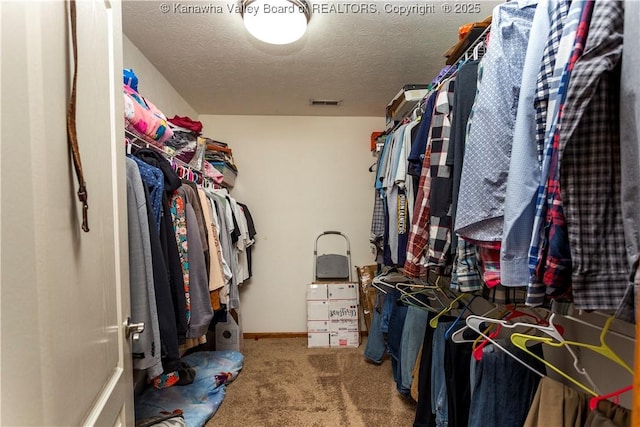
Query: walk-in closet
[[1, 0, 639, 426]]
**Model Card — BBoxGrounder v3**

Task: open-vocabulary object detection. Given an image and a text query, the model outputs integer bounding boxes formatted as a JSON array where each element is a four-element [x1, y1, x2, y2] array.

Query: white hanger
[[463, 312, 600, 393], [465, 316, 546, 377], [449, 304, 503, 344]]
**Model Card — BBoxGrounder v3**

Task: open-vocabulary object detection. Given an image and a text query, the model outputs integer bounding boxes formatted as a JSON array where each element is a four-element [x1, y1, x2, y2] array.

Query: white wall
[[199, 115, 384, 333], [123, 36, 198, 119]]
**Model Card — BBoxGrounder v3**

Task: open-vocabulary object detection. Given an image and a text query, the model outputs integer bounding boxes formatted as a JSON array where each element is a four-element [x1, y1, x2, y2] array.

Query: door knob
[[125, 317, 145, 341]]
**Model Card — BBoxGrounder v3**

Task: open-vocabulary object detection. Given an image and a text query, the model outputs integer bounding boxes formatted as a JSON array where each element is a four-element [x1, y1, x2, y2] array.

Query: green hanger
[[429, 293, 471, 328]]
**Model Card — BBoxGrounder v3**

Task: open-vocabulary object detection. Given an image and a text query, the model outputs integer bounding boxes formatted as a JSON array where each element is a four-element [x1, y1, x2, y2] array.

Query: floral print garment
[[170, 193, 191, 323]]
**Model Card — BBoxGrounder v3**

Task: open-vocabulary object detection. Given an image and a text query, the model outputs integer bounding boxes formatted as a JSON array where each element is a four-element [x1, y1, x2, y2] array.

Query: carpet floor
[[206, 337, 416, 426]]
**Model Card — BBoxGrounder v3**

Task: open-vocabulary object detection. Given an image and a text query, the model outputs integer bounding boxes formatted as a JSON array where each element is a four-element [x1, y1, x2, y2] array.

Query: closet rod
[[125, 129, 217, 187], [387, 24, 491, 135]]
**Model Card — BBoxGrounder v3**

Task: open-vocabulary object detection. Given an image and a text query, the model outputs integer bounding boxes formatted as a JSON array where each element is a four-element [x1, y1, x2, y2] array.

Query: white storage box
[[308, 332, 330, 348], [307, 300, 329, 321], [328, 299, 358, 320], [330, 331, 360, 348], [327, 283, 358, 300], [308, 320, 330, 333], [307, 283, 328, 300], [330, 318, 359, 333]]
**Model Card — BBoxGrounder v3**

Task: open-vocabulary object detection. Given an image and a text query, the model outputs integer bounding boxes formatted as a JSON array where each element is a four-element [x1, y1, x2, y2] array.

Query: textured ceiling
[[122, 0, 500, 117]]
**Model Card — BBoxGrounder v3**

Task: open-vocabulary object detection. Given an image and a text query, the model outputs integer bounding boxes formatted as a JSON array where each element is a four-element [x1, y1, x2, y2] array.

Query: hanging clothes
[[526, 0, 585, 306], [126, 157, 163, 379], [619, 0, 640, 324], [501, 0, 564, 287], [557, 0, 629, 314], [455, 0, 537, 243]]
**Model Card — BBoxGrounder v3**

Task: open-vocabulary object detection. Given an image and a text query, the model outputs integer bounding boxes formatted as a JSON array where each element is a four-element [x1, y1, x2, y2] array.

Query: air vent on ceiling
[[310, 99, 343, 107]]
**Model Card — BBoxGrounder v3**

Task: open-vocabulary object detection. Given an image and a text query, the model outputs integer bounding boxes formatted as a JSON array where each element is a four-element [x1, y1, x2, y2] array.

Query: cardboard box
[[308, 332, 330, 348], [307, 283, 328, 300], [308, 320, 330, 333], [328, 299, 358, 320], [327, 283, 358, 300], [307, 300, 329, 321], [356, 265, 378, 331], [330, 330, 360, 348], [386, 84, 430, 121]]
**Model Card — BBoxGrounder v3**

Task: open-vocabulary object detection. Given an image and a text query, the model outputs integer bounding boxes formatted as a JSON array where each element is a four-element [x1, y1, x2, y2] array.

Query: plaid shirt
[[404, 140, 432, 278], [533, 0, 570, 163], [527, 0, 584, 306], [404, 78, 456, 276], [451, 238, 482, 293], [537, 1, 595, 303], [427, 78, 456, 267], [558, 0, 627, 312]]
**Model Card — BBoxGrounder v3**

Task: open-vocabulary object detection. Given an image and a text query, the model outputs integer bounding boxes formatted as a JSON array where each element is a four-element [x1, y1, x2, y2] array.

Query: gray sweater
[[126, 158, 163, 379]]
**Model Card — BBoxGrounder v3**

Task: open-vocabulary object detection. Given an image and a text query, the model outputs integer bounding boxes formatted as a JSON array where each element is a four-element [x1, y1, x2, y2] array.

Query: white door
[[1, 1, 133, 425]]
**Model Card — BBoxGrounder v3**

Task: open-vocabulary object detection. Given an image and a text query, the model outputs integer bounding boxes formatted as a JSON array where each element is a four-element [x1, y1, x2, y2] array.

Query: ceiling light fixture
[[241, 0, 311, 45]]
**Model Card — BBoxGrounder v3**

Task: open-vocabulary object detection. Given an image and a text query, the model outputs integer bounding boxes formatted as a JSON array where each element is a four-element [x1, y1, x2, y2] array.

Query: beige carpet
[[207, 337, 416, 427]]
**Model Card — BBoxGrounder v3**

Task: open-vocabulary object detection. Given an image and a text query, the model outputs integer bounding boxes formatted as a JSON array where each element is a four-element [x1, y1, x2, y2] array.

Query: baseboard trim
[[244, 332, 308, 339], [243, 331, 369, 339]]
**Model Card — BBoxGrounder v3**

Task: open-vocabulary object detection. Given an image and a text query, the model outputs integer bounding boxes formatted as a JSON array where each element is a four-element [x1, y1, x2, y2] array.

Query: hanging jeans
[[364, 303, 386, 364], [468, 341, 544, 427], [431, 320, 454, 427], [386, 289, 408, 394], [400, 304, 431, 394], [413, 311, 437, 427]]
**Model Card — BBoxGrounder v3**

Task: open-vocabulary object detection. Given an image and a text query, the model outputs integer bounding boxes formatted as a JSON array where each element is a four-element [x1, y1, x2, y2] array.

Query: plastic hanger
[[471, 306, 546, 360], [371, 276, 393, 294], [589, 384, 632, 411], [443, 295, 478, 340], [510, 316, 633, 397], [449, 305, 507, 344], [398, 287, 441, 313], [394, 279, 441, 310], [466, 312, 599, 393], [465, 315, 546, 378], [429, 293, 471, 328]]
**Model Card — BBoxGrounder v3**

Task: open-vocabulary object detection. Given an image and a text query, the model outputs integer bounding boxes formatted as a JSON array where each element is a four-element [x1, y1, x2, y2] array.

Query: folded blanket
[[124, 84, 174, 145]]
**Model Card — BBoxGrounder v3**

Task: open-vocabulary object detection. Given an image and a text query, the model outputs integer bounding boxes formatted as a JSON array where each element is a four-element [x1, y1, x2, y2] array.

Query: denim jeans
[[413, 311, 437, 427], [431, 321, 453, 427], [400, 305, 429, 394], [380, 287, 395, 334], [468, 341, 543, 427], [363, 307, 386, 364], [386, 289, 408, 394]]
